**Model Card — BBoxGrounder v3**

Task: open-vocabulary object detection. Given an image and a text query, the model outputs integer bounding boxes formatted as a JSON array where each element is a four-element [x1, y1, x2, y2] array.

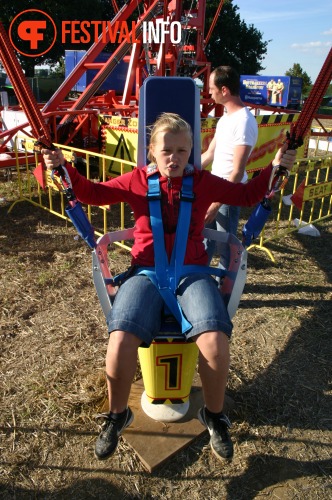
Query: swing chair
[[92, 77, 248, 422]]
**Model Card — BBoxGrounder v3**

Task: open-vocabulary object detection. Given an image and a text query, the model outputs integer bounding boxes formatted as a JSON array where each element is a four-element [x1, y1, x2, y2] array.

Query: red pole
[[204, 0, 225, 47], [0, 22, 53, 147]]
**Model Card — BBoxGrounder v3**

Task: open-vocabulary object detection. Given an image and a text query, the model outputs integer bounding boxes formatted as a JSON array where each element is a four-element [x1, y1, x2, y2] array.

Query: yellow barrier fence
[[8, 136, 136, 251], [247, 153, 332, 261], [6, 132, 332, 262]]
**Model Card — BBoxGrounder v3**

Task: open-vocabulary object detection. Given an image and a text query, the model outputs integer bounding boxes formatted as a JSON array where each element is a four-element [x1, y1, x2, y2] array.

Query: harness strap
[[136, 268, 192, 332], [171, 176, 195, 290], [146, 173, 195, 333], [146, 174, 169, 285], [110, 173, 232, 335]]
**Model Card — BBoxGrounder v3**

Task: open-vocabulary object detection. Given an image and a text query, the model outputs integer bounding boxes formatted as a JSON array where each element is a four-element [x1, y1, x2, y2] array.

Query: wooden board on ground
[[113, 374, 234, 472]]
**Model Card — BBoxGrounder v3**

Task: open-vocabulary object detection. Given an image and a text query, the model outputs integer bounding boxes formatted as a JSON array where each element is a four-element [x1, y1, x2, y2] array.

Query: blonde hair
[[147, 112, 193, 162]]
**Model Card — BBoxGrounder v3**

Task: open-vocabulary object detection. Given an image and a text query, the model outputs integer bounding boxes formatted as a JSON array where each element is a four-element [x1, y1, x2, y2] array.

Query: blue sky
[[232, 1, 332, 83]]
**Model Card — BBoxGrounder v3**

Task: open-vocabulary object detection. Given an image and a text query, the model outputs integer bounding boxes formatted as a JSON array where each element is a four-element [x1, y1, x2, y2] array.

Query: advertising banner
[[240, 75, 303, 108]]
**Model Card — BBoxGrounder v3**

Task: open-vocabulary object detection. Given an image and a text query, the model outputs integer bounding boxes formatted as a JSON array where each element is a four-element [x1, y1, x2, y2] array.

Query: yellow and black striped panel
[[256, 113, 298, 127]]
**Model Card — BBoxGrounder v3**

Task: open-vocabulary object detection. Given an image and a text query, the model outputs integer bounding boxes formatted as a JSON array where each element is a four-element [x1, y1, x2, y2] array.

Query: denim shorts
[[106, 272, 233, 347]]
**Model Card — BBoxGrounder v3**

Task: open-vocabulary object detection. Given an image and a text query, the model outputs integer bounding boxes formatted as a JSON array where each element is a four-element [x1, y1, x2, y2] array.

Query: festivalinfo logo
[[9, 9, 182, 57]]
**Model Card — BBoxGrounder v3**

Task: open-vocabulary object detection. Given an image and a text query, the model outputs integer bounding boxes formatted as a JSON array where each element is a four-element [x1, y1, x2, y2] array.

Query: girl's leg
[[105, 330, 142, 413], [195, 330, 230, 413]]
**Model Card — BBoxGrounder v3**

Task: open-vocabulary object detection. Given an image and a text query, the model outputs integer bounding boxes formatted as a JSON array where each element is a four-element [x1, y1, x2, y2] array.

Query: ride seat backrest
[[137, 76, 201, 168]]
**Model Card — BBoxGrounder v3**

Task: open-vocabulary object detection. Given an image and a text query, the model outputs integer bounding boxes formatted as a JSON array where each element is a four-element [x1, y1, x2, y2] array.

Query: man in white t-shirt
[[202, 66, 258, 267]]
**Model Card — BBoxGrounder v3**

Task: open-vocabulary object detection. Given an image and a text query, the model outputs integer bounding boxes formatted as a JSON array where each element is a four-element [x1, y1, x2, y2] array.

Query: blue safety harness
[[109, 169, 228, 334], [135, 171, 226, 333]]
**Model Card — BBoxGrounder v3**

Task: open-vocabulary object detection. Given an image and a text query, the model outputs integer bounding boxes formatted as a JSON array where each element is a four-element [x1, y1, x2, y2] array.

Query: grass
[[0, 175, 331, 499]]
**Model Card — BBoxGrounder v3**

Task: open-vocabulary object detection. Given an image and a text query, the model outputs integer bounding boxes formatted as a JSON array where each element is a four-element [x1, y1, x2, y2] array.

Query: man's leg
[[204, 219, 217, 264], [216, 204, 241, 269]]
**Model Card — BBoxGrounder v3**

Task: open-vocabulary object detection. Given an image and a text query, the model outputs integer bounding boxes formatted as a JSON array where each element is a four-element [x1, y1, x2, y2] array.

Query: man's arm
[[228, 144, 253, 183], [201, 136, 216, 169], [204, 144, 253, 224]]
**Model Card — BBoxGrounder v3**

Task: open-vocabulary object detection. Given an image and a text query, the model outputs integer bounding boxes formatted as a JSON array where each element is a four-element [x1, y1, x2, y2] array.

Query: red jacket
[[65, 162, 273, 266]]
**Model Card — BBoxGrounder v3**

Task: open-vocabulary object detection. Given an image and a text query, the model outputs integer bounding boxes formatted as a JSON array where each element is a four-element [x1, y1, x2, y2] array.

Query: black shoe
[[198, 407, 233, 460], [95, 407, 134, 460]]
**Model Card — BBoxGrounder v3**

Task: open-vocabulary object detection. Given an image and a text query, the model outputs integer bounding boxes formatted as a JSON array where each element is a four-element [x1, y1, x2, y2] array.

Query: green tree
[[49, 56, 65, 78], [325, 83, 332, 96], [285, 63, 312, 95], [204, 0, 269, 74]]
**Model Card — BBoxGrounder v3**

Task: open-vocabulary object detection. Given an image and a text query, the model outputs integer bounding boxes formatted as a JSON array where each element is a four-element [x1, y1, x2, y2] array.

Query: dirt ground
[[0, 176, 331, 499]]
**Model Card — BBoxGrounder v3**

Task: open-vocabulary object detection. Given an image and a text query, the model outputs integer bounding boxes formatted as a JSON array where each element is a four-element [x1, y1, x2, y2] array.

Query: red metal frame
[[290, 48, 332, 143], [0, 0, 214, 150], [0, 22, 53, 147], [0, 1, 331, 153]]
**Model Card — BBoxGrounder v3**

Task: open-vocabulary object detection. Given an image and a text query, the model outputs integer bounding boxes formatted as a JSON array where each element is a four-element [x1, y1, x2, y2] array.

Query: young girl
[[42, 112, 296, 463]]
